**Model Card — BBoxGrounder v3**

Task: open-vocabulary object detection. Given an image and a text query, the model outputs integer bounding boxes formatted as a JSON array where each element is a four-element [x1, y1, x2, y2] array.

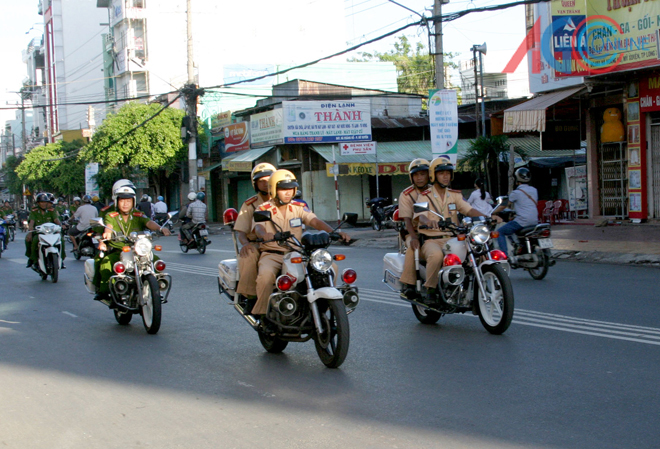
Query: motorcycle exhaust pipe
[[342, 289, 360, 313], [440, 266, 465, 287]]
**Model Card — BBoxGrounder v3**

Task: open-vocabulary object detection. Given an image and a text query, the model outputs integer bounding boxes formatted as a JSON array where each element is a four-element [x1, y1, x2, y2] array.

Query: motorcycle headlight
[[469, 224, 490, 245], [310, 249, 333, 273], [134, 238, 153, 257]]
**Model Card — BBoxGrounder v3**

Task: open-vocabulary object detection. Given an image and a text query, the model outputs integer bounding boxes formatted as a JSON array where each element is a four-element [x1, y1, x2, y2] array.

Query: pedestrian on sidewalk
[[467, 178, 494, 216]]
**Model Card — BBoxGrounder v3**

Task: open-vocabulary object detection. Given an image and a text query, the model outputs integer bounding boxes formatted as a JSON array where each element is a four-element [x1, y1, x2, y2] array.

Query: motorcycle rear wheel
[[527, 248, 550, 280], [196, 239, 206, 254], [371, 217, 381, 231], [476, 264, 514, 334], [114, 309, 133, 325], [49, 254, 59, 283], [258, 329, 288, 353], [314, 299, 350, 368], [412, 304, 442, 324], [140, 274, 162, 334]]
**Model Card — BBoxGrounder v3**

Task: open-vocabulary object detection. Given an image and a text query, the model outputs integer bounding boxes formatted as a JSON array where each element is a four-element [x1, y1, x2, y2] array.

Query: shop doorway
[[651, 122, 660, 218]]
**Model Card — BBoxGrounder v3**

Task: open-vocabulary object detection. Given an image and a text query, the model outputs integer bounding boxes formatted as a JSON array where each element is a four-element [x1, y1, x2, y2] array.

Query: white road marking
[[8, 258, 28, 264], [62, 311, 78, 318]]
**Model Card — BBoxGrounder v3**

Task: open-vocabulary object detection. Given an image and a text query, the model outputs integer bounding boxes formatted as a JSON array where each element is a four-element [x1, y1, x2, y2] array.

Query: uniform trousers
[[399, 237, 449, 289], [236, 243, 260, 297]]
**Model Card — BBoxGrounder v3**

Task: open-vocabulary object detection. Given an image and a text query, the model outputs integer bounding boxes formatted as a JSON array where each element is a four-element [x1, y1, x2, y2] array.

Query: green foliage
[[79, 102, 186, 195], [1, 155, 25, 196], [15, 141, 85, 195], [350, 35, 459, 104]]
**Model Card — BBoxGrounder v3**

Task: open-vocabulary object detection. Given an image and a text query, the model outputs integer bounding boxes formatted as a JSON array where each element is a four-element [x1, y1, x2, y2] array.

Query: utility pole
[[433, 0, 446, 89], [21, 93, 27, 155], [185, 0, 198, 194], [472, 48, 480, 138]]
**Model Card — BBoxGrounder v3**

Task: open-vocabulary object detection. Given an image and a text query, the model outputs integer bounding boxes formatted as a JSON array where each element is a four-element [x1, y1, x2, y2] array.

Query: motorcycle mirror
[[413, 202, 430, 213], [253, 210, 272, 223], [90, 217, 104, 227], [495, 196, 508, 206], [341, 213, 358, 226]]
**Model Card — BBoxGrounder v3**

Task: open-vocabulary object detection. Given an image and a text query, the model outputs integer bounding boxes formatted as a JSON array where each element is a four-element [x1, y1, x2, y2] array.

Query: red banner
[[640, 74, 660, 113]]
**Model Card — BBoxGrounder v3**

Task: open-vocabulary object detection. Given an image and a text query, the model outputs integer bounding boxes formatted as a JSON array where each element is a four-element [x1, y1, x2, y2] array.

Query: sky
[[0, 0, 528, 126]]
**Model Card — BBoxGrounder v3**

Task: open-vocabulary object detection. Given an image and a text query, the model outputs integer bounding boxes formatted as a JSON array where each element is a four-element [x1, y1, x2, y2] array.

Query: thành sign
[[340, 141, 376, 155]]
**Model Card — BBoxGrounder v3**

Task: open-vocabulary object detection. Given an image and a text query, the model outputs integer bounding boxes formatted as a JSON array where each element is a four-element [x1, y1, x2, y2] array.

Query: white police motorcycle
[[30, 223, 63, 283]]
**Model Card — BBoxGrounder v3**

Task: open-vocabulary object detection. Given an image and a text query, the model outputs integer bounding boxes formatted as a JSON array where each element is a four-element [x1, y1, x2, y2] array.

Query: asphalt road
[[1, 231, 659, 448]]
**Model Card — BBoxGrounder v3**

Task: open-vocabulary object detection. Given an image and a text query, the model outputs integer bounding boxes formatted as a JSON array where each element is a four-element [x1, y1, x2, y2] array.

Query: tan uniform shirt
[[235, 194, 268, 242], [397, 185, 426, 220], [252, 200, 317, 253], [414, 186, 473, 237]]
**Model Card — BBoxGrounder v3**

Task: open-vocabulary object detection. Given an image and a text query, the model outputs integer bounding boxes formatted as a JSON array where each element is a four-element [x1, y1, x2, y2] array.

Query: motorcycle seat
[[516, 223, 550, 236]]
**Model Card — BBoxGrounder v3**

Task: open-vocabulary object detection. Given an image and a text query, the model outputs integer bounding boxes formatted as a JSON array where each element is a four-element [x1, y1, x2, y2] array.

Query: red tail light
[[393, 209, 402, 222], [489, 249, 507, 261], [113, 262, 126, 274], [155, 260, 166, 272], [223, 208, 238, 225], [276, 275, 294, 291], [199, 223, 206, 229], [540, 229, 551, 238], [342, 269, 357, 284], [443, 254, 462, 266]]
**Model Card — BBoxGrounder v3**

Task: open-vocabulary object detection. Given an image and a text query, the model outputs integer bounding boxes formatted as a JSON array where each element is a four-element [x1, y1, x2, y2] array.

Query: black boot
[[26, 259, 33, 268], [400, 284, 418, 300]]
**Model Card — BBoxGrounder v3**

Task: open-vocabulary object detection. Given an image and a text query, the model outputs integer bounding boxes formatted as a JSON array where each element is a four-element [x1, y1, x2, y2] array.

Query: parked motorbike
[[179, 219, 210, 254], [218, 208, 360, 368], [29, 223, 63, 283], [83, 217, 172, 334], [383, 202, 514, 334], [71, 225, 99, 260], [494, 198, 554, 280], [365, 197, 398, 231], [5, 214, 16, 242]]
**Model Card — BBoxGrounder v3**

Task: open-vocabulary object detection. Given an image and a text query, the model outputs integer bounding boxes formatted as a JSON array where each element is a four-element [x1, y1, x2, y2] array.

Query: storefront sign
[[211, 110, 232, 132], [223, 160, 253, 172], [640, 74, 660, 112], [224, 122, 249, 152], [325, 162, 409, 177], [542, 121, 581, 150], [340, 141, 376, 155], [250, 109, 283, 147], [282, 100, 372, 143], [429, 89, 458, 163]]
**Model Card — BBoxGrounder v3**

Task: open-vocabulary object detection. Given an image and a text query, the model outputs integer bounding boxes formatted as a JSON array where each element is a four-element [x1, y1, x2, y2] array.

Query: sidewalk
[[206, 220, 660, 267]]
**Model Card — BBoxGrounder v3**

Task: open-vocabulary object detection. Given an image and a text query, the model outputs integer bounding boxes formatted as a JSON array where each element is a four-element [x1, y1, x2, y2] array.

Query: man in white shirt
[[69, 195, 99, 252], [153, 195, 168, 222], [182, 192, 208, 243]]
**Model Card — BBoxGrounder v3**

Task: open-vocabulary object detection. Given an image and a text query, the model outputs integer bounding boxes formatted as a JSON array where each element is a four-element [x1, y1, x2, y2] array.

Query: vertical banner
[[565, 165, 588, 213], [429, 89, 458, 163], [85, 163, 99, 197]]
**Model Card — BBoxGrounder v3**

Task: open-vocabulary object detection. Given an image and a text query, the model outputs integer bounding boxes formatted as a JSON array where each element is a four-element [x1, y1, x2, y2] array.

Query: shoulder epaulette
[[420, 188, 432, 196], [101, 205, 112, 211], [108, 211, 119, 218], [133, 211, 145, 218], [31, 207, 38, 211], [244, 195, 258, 206], [291, 200, 306, 207], [402, 185, 415, 195], [48, 208, 55, 212], [258, 203, 272, 211]]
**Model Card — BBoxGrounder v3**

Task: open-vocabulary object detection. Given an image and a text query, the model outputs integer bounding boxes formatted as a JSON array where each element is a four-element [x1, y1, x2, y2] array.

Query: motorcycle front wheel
[[314, 299, 349, 368], [371, 217, 381, 231], [476, 264, 514, 334], [412, 304, 442, 324], [527, 248, 550, 280], [49, 254, 59, 283], [10, 229, 14, 242], [258, 329, 288, 353], [140, 274, 162, 334]]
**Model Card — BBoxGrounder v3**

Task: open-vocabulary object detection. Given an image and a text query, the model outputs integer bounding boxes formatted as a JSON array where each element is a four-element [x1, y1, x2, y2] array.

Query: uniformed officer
[[251, 169, 350, 316], [1, 200, 15, 248], [399, 156, 484, 301], [234, 162, 275, 304], [25, 192, 61, 268], [94, 183, 171, 302]]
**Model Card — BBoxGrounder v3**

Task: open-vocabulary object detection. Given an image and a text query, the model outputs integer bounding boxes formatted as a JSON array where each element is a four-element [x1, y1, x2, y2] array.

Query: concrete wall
[[303, 171, 370, 222]]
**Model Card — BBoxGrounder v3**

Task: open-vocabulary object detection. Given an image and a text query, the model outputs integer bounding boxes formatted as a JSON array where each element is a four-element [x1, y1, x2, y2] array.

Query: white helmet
[[112, 178, 135, 196], [113, 185, 137, 206], [187, 192, 197, 201]]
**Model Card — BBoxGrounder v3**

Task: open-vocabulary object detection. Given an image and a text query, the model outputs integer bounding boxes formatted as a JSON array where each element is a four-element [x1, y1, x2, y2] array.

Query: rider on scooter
[[25, 193, 62, 268], [251, 169, 351, 317], [69, 194, 98, 253], [234, 162, 275, 308], [182, 192, 207, 244], [398, 156, 484, 302], [490, 167, 539, 260]]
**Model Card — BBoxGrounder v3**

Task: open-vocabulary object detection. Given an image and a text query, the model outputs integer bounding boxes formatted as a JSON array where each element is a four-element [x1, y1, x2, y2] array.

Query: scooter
[[218, 208, 360, 368], [30, 223, 63, 283], [179, 218, 210, 254], [154, 211, 177, 232], [365, 197, 398, 231], [5, 214, 16, 242], [71, 225, 99, 259]]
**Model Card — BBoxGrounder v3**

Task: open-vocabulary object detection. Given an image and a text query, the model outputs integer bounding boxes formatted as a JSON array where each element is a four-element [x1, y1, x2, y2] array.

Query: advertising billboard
[[224, 122, 249, 153], [282, 100, 372, 143], [429, 89, 458, 163], [250, 109, 284, 147]]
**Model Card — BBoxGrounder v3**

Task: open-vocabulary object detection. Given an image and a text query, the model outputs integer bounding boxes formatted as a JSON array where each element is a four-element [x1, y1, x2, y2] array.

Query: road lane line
[[514, 321, 660, 346], [62, 311, 78, 318]]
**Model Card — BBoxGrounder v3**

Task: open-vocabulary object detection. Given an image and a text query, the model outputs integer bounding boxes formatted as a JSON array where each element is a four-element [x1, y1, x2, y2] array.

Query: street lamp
[[471, 42, 487, 137]]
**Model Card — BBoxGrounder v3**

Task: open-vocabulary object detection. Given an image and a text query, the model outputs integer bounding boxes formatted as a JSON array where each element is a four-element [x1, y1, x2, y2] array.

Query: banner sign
[[250, 109, 284, 147], [224, 122, 249, 153], [211, 110, 232, 132], [429, 89, 458, 163], [565, 165, 588, 211], [282, 100, 372, 143], [640, 74, 660, 112], [222, 160, 253, 172], [340, 141, 376, 155], [85, 163, 100, 197], [326, 162, 409, 177]]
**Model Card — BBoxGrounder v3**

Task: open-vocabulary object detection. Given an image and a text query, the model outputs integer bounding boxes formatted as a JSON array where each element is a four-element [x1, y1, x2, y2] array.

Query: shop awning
[[503, 86, 584, 133], [221, 146, 274, 172], [198, 161, 223, 178]]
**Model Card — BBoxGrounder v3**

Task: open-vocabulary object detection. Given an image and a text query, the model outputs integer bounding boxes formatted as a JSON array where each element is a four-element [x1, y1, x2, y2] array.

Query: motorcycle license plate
[[199, 229, 208, 236], [538, 238, 553, 249], [92, 238, 99, 244]]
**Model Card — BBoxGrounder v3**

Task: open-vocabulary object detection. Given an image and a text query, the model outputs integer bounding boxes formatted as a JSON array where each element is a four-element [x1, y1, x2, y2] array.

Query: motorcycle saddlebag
[[84, 259, 96, 294], [218, 259, 238, 295], [383, 252, 406, 291]]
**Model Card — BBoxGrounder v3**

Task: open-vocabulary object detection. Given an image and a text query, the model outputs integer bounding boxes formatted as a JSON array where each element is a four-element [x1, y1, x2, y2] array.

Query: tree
[[15, 141, 85, 195], [458, 135, 526, 197], [79, 102, 186, 198], [350, 35, 459, 105], [1, 155, 25, 196]]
